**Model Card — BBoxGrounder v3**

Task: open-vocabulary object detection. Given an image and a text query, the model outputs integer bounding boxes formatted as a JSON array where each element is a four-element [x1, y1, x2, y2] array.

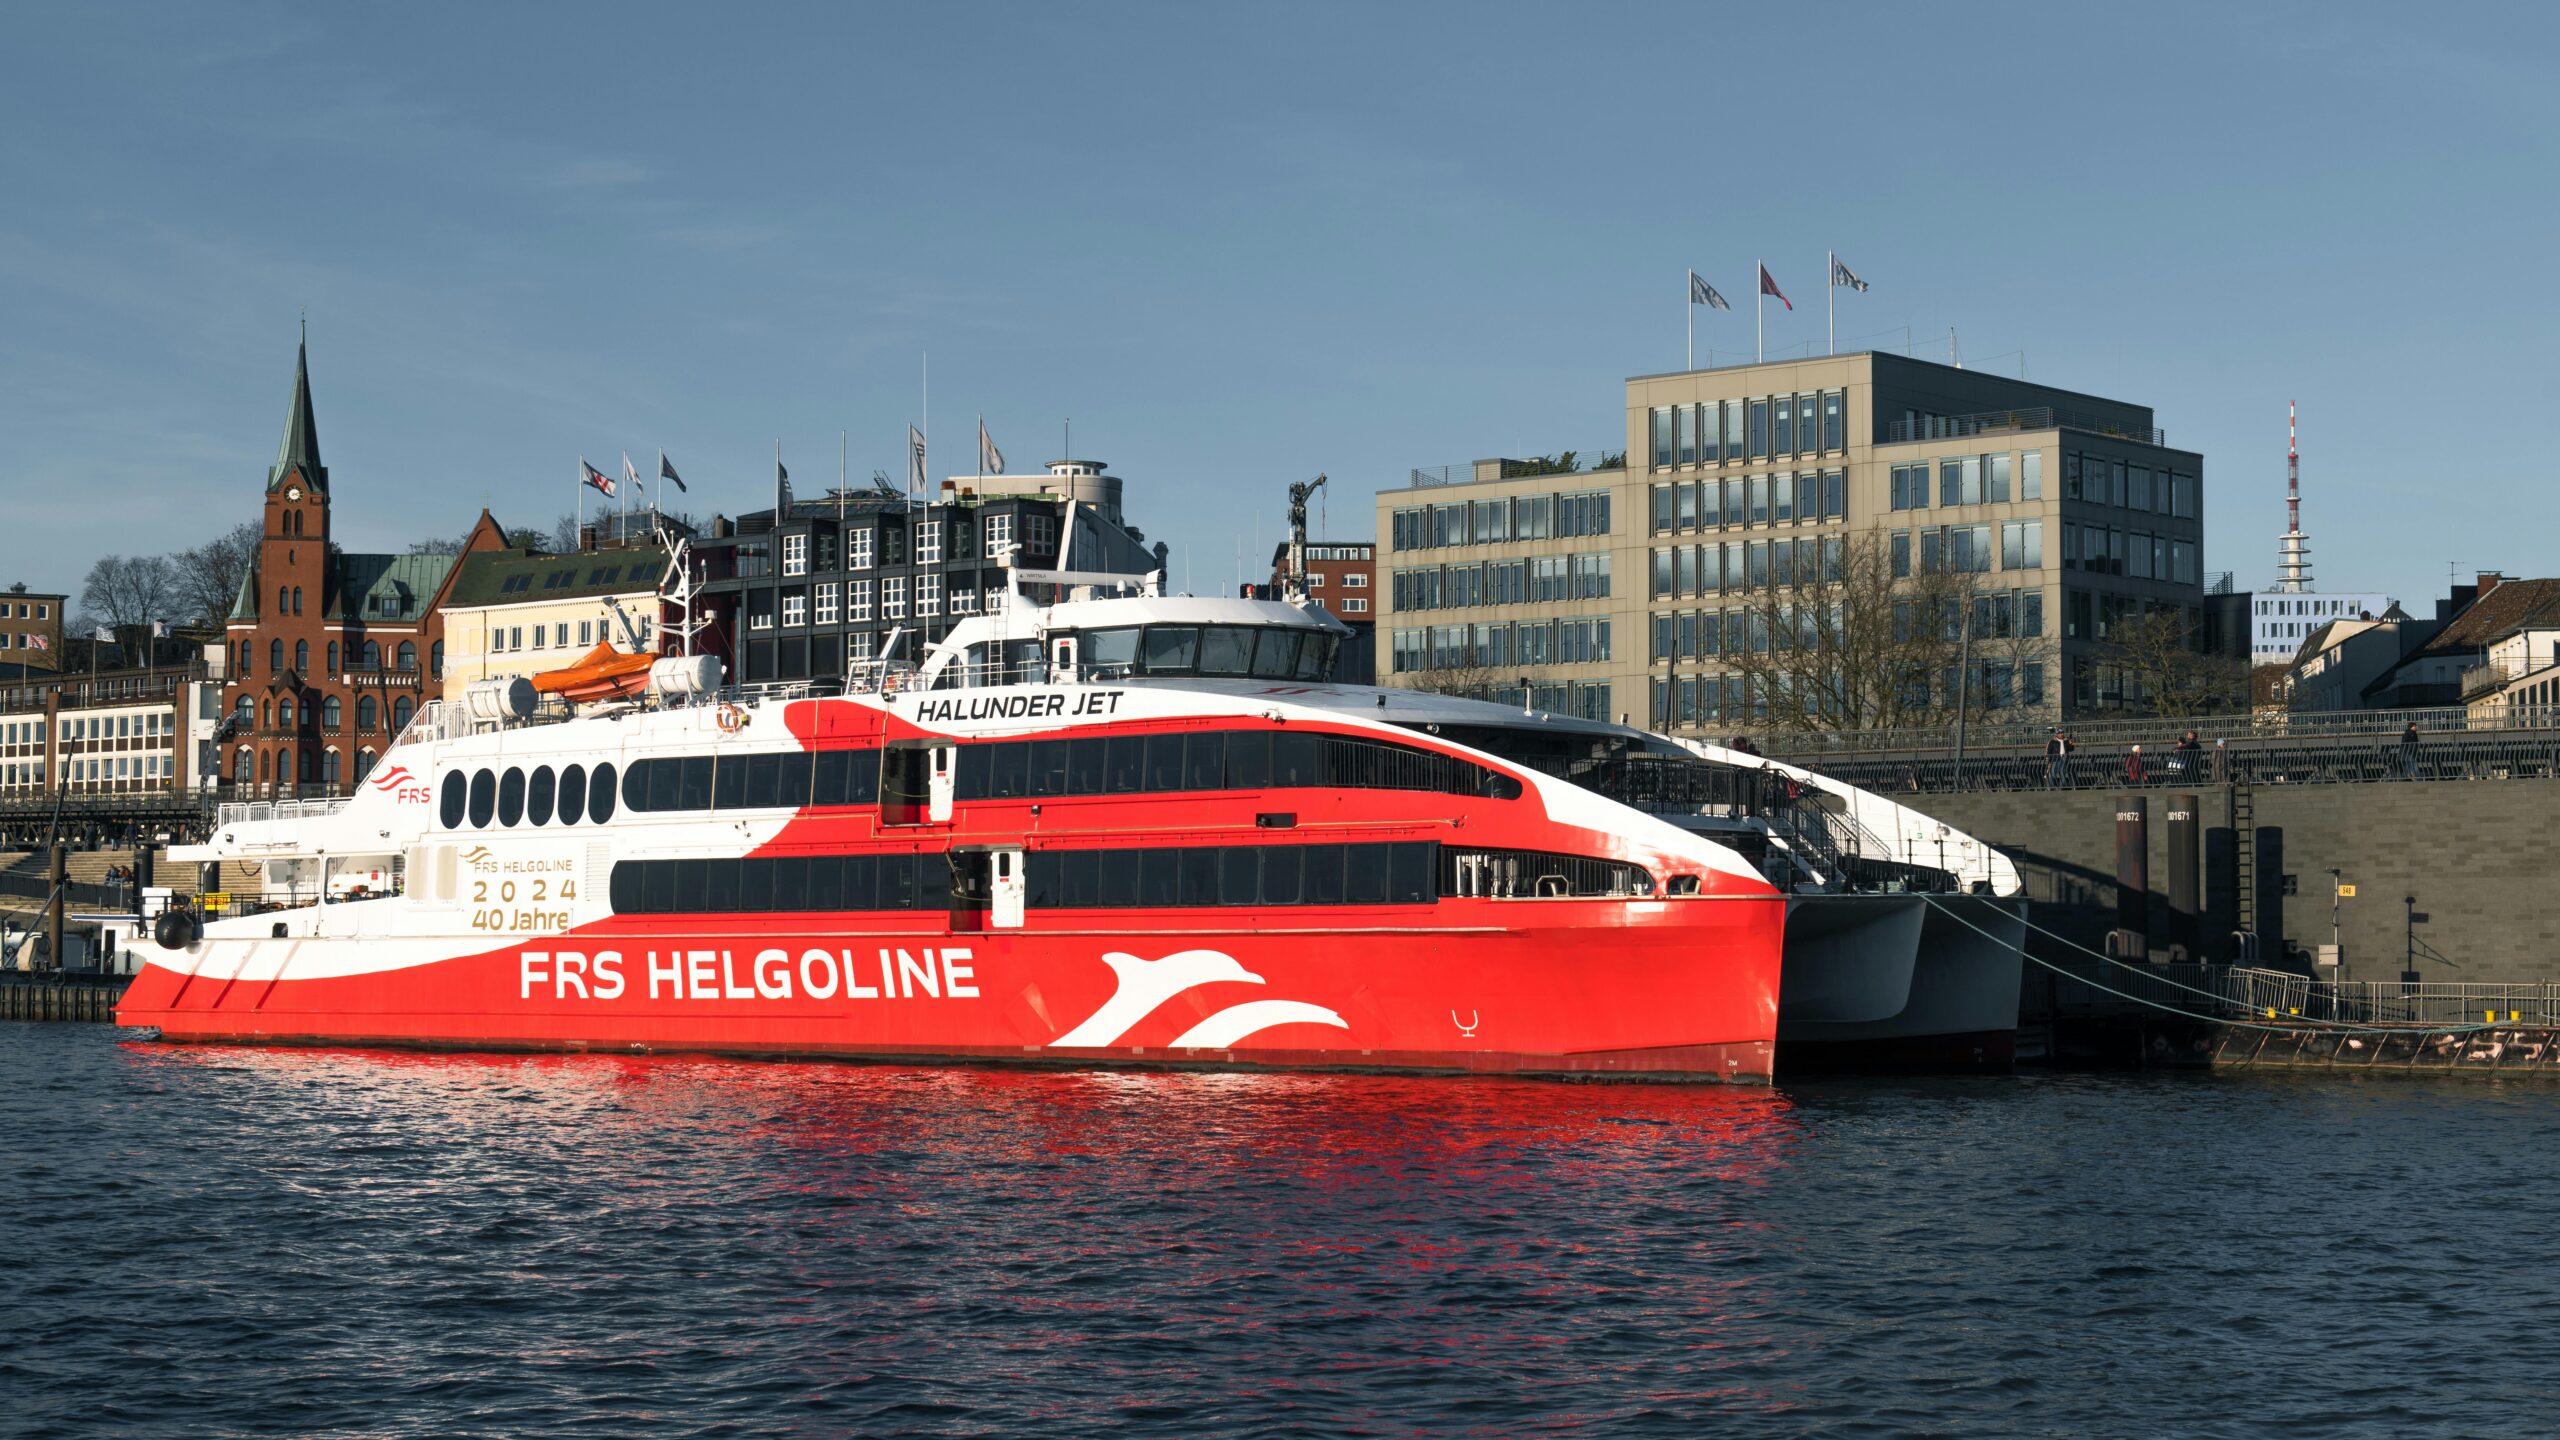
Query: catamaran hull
[[119, 899, 1784, 1082], [1776, 894, 2025, 1072]]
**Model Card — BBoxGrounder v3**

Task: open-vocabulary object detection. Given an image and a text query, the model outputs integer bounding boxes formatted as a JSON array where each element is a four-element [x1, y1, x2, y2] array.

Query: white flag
[[979, 418, 1004, 475], [93, 626, 113, 642], [907, 425, 928, 495], [1830, 256, 1870, 293], [1689, 272, 1730, 310]]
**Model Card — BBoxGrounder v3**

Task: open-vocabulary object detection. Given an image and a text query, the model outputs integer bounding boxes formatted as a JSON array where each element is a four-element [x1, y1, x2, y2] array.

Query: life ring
[[880, 671, 901, 696], [715, 703, 747, 734]]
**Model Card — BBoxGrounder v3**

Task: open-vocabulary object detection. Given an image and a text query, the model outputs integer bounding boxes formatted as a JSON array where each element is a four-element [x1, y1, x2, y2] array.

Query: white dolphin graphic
[[1049, 949, 1350, 1050]]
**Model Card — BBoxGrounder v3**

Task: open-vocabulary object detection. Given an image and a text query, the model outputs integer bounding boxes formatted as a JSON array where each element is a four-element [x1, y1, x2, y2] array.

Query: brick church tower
[[220, 330, 505, 795]]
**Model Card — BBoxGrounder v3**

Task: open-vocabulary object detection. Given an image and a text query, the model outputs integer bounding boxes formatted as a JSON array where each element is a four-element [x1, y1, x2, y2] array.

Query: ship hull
[[1775, 895, 2025, 1073], [118, 898, 1784, 1082]]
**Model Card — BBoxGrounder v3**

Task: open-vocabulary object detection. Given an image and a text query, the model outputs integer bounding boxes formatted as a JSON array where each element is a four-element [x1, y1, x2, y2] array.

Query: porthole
[[497, 767, 526, 827], [589, 761, 618, 823], [467, 768, 497, 828], [527, 766, 556, 826], [558, 764, 587, 826], [439, 772, 466, 830]]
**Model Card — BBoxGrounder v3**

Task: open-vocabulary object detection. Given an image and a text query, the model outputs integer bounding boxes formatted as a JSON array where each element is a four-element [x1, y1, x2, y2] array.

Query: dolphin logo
[[1050, 949, 1349, 1050], [372, 764, 417, 791]]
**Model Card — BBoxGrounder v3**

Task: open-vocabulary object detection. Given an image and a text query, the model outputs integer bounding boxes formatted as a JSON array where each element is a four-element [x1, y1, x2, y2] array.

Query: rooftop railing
[[1407, 448, 1630, 489], [1883, 406, 2166, 448]]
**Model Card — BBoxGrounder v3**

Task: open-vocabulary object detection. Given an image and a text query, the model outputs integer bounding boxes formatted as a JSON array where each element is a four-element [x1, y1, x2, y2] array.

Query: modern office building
[[691, 461, 1162, 684], [1375, 352, 2207, 729]]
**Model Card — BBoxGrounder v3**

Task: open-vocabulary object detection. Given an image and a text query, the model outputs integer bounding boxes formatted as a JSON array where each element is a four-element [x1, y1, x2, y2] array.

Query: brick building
[[0, 582, 66, 673], [217, 334, 507, 794]]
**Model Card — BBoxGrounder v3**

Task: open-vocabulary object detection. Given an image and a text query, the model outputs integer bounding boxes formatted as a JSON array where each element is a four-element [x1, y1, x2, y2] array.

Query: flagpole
[[1827, 250, 1835, 357], [1755, 259, 1764, 364], [576, 456, 585, 537], [1686, 270, 1695, 371]]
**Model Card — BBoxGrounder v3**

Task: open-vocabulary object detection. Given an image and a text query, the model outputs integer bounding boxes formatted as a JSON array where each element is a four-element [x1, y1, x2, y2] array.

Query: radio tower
[[2276, 400, 2311, 593]]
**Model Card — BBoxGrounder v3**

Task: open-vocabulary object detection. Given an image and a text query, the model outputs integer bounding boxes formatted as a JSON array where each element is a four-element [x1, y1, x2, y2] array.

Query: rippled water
[[4, 1027, 2555, 1438]]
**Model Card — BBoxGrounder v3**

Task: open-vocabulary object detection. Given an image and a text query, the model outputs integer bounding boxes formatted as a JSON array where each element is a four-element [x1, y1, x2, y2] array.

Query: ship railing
[[214, 796, 354, 829]]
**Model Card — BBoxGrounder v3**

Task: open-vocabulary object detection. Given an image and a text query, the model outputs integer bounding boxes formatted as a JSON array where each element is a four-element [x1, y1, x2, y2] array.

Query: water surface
[[4, 1027, 2551, 1437]]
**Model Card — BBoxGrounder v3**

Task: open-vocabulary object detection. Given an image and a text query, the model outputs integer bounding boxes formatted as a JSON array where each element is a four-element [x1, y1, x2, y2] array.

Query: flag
[[1689, 272, 1730, 310], [621, 452, 642, 493], [775, 455, 791, 510], [1830, 256, 1870, 293], [979, 418, 1004, 475], [1759, 264, 1792, 311], [581, 457, 615, 498], [94, 626, 113, 642], [151, 620, 168, 637], [26, 634, 44, 651], [907, 425, 927, 495], [660, 453, 687, 492]]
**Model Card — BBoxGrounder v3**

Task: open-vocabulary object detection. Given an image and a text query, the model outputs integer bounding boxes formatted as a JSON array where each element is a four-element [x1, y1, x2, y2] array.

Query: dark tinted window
[[1104, 736, 1146, 794], [807, 853, 843, 910], [1138, 849, 1180, 907], [988, 742, 1028, 800], [769, 855, 809, 912], [1260, 845, 1303, 904], [1067, 738, 1108, 794], [440, 772, 467, 829], [740, 751, 778, 808], [1141, 626, 1199, 671], [1027, 739, 1071, 797], [1179, 848, 1219, 906], [735, 855, 773, 912], [589, 762, 617, 822], [677, 756, 713, 810], [646, 860, 679, 913], [1272, 733, 1324, 787], [714, 753, 747, 809], [527, 766, 556, 826], [1142, 734, 1185, 791], [1062, 849, 1101, 907], [702, 857, 738, 912], [1302, 844, 1345, 904], [1098, 849, 1140, 907], [778, 752, 811, 808], [1183, 733, 1224, 790], [1224, 732, 1271, 788], [558, 764, 586, 826], [1218, 848, 1259, 905], [1344, 843, 1390, 905], [642, 759, 677, 811], [1250, 629, 1298, 678], [1198, 626, 1254, 675], [467, 769, 496, 828]]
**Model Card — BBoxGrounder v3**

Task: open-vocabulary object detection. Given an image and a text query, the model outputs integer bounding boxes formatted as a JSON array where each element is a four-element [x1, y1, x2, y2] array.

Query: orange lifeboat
[[527, 641, 656, 705]]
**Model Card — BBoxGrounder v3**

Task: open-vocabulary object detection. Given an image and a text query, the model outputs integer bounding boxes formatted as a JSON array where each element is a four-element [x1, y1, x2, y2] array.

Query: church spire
[[268, 320, 326, 493]]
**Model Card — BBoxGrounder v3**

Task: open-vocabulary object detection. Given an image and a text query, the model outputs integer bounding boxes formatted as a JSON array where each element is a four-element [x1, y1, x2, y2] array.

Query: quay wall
[[1920, 778, 2560, 987]]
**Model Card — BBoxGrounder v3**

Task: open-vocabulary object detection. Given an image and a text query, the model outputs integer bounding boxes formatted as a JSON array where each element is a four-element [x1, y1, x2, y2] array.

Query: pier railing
[[2041, 960, 2560, 1029]]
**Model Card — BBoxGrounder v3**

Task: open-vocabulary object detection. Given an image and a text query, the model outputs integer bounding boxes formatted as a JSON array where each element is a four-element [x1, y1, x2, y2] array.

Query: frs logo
[[372, 764, 432, 805], [1051, 949, 1348, 1051]]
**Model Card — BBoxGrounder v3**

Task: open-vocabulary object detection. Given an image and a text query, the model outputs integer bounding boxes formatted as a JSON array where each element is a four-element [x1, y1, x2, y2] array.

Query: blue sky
[[4, 2, 2556, 613]]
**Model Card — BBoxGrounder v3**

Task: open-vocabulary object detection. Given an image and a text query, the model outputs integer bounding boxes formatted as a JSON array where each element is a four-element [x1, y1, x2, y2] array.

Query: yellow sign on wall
[[2336, 884, 2357, 898]]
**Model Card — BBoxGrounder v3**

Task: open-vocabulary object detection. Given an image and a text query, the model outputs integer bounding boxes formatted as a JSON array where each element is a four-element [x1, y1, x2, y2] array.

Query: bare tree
[[78, 554, 180, 634], [169, 521, 262, 626], [1718, 530, 1986, 736], [2102, 610, 2247, 718]]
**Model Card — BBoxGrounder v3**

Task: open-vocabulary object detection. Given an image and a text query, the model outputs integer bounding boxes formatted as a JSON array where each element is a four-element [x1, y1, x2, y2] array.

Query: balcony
[[1884, 406, 2166, 447], [340, 665, 425, 689]]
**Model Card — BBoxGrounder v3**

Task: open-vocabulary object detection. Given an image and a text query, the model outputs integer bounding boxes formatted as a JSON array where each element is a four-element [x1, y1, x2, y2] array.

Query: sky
[[4, 2, 2557, 617]]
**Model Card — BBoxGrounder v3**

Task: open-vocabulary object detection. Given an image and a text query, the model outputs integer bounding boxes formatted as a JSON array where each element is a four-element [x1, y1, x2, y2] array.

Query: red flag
[[1759, 264, 1792, 311], [581, 458, 615, 498]]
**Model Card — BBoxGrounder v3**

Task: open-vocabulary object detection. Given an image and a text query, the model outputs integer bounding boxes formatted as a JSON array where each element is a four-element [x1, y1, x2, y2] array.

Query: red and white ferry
[[120, 554, 1785, 1080]]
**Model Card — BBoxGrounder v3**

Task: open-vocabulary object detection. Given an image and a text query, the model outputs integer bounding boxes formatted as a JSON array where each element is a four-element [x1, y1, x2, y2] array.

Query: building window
[[2000, 520, 2043, 570], [916, 521, 944, 566], [917, 574, 943, 617], [1650, 407, 1674, 468], [2022, 450, 2044, 500], [782, 533, 808, 577], [985, 513, 1014, 557], [847, 632, 874, 664], [883, 576, 908, 620], [847, 528, 875, 570], [1343, 598, 1367, 613], [815, 582, 840, 625], [848, 580, 873, 622], [1026, 515, 1057, 554], [782, 591, 807, 627]]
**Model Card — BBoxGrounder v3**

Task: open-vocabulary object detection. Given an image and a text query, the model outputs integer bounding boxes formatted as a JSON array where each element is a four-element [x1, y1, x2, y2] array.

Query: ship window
[[1272, 732, 1324, 787], [1345, 843, 1390, 905], [1059, 849, 1101, 906], [713, 754, 747, 809], [589, 762, 617, 823], [778, 752, 811, 808], [837, 854, 876, 910], [527, 766, 555, 826], [1178, 848, 1219, 905], [557, 764, 586, 826], [769, 856, 808, 911], [497, 768, 526, 827], [677, 756, 713, 810], [1250, 629, 1299, 678], [646, 859, 678, 913], [702, 857, 739, 913], [1198, 626, 1254, 676], [1067, 737, 1108, 793], [1390, 842, 1434, 905], [876, 854, 914, 910], [735, 855, 772, 912], [915, 854, 951, 911], [1302, 845, 1347, 904], [1084, 626, 1141, 673], [467, 769, 497, 828], [1225, 731, 1272, 788], [1027, 739, 1071, 797], [440, 772, 467, 829], [1097, 848, 1140, 906], [744, 752, 782, 809], [1104, 735, 1146, 793], [1260, 845, 1303, 904], [1140, 626, 1199, 672], [807, 852, 843, 909], [1137, 849, 1180, 907], [1142, 734, 1185, 791], [987, 743, 1028, 800], [1183, 732, 1225, 790], [1218, 848, 1259, 905]]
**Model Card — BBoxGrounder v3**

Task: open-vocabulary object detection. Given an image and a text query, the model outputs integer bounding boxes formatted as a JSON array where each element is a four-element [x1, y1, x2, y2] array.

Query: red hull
[[119, 899, 1783, 1082]]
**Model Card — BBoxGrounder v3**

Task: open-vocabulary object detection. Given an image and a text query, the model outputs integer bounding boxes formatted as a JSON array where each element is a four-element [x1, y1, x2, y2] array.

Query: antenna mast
[[2278, 400, 2311, 593]]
